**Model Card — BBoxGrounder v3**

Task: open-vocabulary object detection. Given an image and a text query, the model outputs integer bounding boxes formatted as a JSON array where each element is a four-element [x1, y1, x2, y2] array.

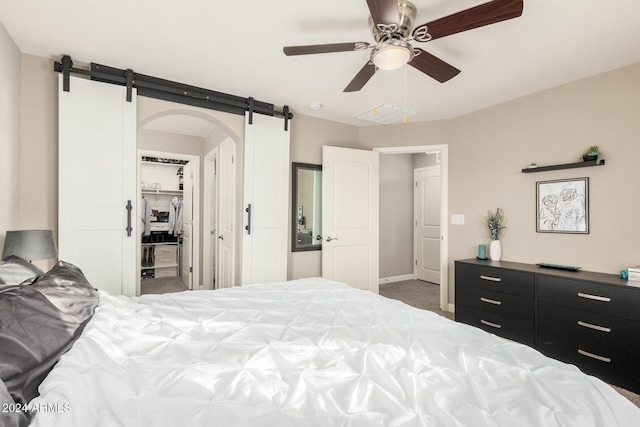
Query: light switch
[[451, 214, 465, 225]]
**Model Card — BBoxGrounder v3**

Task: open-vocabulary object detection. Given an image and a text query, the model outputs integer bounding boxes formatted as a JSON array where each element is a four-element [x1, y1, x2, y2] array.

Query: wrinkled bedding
[[29, 278, 640, 426]]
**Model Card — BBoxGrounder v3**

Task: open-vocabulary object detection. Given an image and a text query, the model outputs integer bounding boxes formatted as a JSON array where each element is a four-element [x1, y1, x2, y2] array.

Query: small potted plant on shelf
[[581, 145, 600, 162], [487, 208, 505, 261]]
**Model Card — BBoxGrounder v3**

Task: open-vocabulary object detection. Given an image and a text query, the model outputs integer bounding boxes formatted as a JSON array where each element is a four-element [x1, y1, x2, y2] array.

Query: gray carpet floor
[[380, 279, 453, 321], [379, 279, 640, 408], [140, 277, 189, 295]]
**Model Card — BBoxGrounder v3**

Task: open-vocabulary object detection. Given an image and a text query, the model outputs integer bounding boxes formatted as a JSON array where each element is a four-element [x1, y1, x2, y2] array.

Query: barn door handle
[[245, 204, 252, 235], [125, 200, 133, 237]]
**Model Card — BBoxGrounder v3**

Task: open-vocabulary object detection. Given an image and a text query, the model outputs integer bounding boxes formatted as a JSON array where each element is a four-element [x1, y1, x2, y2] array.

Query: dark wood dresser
[[455, 259, 640, 393]]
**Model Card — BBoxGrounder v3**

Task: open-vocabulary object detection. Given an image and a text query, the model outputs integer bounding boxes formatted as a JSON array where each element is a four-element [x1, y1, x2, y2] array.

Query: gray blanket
[[0, 261, 98, 426]]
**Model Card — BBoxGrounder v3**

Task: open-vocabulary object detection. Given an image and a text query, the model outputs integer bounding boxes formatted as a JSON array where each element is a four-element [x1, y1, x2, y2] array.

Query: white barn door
[[58, 75, 136, 296], [242, 113, 290, 285], [322, 146, 379, 293]]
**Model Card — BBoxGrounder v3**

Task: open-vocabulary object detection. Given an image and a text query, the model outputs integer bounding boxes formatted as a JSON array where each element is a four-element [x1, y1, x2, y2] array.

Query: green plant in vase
[[581, 145, 600, 162], [487, 208, 505, 261]]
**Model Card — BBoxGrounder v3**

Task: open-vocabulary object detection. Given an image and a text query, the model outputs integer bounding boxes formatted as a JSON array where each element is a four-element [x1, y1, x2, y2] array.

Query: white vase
[[490, 240, 502, 261]]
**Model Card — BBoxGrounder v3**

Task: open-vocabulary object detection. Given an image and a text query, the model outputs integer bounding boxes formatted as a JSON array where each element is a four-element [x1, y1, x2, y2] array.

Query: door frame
[[203, 147, 218, 290], [374, 145, 450, 312], [413, 165, 441, 283], [137, 149, 201, 295]]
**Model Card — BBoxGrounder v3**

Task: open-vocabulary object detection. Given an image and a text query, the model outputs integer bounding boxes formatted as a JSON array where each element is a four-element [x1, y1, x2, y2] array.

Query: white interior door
[[58, 75, 136, 296], [203, 148, 218, 290], [211, 157, 217, 288], [242, 114, 290, 285], [322, 146, 379, 293], [415, 166, 441, 284], [218, 138, 236, 288], [181, 162, 194, 289]]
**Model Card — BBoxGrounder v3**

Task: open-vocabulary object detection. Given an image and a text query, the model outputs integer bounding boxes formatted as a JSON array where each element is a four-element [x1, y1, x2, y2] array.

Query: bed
[[2, 261, 639, 426]]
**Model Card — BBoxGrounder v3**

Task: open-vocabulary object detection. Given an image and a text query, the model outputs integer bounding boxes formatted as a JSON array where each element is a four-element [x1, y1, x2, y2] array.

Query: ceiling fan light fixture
[[371, 39, 414, 71], [373, 45, 411, 70]]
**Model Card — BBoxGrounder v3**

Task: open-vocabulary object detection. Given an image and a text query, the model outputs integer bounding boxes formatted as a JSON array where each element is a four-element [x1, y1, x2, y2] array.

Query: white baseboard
[[379, 274, 415, 285], [447, 303, 455, 313]]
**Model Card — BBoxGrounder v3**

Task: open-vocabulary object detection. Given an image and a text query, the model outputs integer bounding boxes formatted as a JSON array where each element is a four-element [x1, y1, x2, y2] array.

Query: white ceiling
[[2, 0, 640, 127]]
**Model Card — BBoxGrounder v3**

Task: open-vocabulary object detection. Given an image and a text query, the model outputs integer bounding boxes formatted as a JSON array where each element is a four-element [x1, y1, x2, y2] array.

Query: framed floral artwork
[[536, 177, 589, 234]]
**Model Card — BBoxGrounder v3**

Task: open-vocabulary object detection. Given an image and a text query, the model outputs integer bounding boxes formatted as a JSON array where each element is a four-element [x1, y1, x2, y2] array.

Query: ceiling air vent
[[354, 103, 417, 125]]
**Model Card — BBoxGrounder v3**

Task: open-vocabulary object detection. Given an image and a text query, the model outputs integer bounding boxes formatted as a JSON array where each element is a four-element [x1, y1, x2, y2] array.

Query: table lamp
[[2, 229, 58, 262]]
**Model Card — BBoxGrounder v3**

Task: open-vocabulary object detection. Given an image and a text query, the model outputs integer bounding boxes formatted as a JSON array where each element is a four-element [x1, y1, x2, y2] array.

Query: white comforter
[[30, 279, 639, 426]]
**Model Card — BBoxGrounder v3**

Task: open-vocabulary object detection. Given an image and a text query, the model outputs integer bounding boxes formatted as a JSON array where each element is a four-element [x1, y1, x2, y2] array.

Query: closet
[[140, 156, 188, 287]]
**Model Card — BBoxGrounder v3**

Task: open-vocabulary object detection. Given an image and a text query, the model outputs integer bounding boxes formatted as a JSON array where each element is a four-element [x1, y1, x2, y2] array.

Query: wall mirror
[[292, 162, 322, 252]]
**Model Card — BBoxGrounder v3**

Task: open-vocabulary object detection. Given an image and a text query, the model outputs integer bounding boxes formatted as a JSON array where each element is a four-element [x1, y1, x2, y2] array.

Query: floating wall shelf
[[522, 160, 605, 173]]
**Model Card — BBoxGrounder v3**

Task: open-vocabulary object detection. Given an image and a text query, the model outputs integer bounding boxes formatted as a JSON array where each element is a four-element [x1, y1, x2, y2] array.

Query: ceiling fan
[[283, 0, 524, 92]]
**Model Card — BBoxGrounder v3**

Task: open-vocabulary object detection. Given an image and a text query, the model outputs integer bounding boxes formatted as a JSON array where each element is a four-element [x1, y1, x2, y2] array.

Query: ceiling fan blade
[[344, 62, 376, 92], [409, 48, 461, 83], [366, 0, 400, 28], [413, 0, 523, 41], [283, 42, 370, 56]]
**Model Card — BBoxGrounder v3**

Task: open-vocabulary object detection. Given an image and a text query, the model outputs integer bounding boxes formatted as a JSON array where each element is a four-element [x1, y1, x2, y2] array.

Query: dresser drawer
[[456, 304, 534, 347], [537, 301, 640, 356], [538, 275, 640, 321], [456, 283, 534, 323], [455, 262, 534, 298], [537, 327, 640, 393]]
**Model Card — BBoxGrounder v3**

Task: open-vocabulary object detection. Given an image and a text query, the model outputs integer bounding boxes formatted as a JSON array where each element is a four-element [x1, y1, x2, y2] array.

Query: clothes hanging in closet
[[141, 196, 152, 236], [168, 197, 184, 236], [174, 200, 183, 237]]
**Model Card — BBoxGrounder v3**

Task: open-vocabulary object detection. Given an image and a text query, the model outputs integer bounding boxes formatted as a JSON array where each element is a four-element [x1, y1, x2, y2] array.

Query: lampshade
[[2, 230, 58, 262], [373, 45, 411, 71]]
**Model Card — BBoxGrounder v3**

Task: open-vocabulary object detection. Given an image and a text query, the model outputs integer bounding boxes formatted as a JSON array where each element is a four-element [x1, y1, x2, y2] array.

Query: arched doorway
[[136, 108, 240, 294]]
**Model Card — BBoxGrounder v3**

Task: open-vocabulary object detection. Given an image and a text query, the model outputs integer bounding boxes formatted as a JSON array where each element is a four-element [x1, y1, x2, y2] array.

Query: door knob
[[315, 235, 322, 241], [326, 236, 338, 242], [218, 235, 224, 240]]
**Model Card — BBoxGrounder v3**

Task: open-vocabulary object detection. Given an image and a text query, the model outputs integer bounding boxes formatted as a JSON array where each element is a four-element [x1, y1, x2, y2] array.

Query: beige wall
[[447, 62, 640, 273], [0, 22, 21, 250], [137, 128, 205, 156], [360, 62, 640, 302], [18, 54, 58, 271], [379, 153, 414, 278]]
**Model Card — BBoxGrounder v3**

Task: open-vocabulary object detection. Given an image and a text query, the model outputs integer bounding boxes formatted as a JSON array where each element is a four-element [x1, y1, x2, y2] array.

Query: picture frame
[[536, 177, 589, 234]]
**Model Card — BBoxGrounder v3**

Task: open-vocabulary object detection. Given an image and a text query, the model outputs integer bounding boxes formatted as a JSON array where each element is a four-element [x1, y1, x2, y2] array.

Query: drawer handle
[[480, 297, 502, 306], [480, 275, 502, 282], [578, 349, 611, 363], [480, 319, 502, 329], [577, 292, 611, 302], [577, 320, 611, 333]]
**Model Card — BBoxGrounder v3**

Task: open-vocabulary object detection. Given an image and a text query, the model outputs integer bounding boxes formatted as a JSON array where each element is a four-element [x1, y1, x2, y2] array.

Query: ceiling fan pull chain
[[403, 64, 407, 123]]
